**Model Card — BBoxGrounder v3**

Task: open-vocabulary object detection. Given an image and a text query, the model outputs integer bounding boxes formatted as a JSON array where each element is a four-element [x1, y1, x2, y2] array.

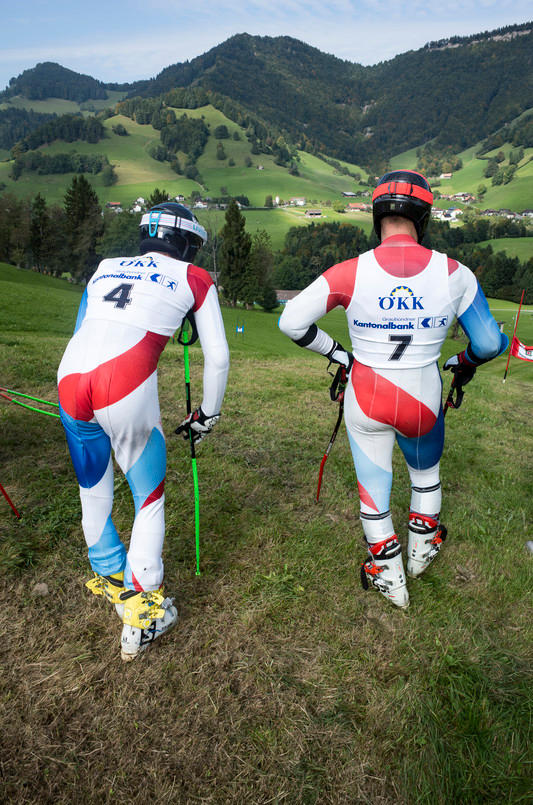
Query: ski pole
[[316, 365, 347, 503], [0, 387, 60, 407], [443, 375, 466, 417], [176, 323, 201, 576], [316, 397, 345, 502], [443, 378, 456, 417], [0, 481, 21, 519], [0, 388, 60, 418]]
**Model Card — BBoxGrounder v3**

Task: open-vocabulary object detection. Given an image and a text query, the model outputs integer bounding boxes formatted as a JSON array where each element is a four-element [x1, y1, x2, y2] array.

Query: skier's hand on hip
[[175, 407, 220, 444], [443, 352, 476, 385], [326, 340, 354, 373]]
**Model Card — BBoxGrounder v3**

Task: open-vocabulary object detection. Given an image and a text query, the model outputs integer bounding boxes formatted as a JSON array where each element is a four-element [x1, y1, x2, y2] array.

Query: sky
[[1, 0, 532, 91]]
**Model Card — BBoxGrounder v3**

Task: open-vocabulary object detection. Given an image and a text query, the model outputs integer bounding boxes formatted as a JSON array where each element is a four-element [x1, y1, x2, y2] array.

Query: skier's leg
[[395, 377, 447, 577], [98, 370, 177, 660], [98, 370, 166, 592], [344, 374, 408, 608], [59, 405, 126, 578]]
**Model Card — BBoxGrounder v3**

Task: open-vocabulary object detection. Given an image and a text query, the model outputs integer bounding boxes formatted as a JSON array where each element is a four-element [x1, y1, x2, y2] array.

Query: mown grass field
[[0, 262, 531, 804], [1, 98, 532, 260], [0, 104, 367, 210], [390, 138, 533, 214], [478, 237, 533, 262]]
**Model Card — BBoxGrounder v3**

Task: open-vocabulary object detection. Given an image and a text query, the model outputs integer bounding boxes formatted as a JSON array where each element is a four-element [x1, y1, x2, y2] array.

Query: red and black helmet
[[372, 170, 433, 242]]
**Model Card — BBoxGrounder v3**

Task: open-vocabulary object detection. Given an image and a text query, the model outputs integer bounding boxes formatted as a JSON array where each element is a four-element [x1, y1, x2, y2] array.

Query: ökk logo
[[379, 285, 424, 311]]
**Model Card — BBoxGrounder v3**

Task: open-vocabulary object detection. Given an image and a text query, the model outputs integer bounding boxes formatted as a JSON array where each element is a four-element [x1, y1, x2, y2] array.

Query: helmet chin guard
[[372, 170, 433, 243]]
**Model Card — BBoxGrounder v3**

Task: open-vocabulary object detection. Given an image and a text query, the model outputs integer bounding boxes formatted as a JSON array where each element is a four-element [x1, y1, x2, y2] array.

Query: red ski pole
[[0, 481, 21, 519], [316, 365, 347, 503]]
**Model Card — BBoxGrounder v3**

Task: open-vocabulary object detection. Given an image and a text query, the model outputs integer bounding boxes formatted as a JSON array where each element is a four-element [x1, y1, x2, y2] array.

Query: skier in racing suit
[[58, 203, 229, 658], [279, 170, 508, 608]]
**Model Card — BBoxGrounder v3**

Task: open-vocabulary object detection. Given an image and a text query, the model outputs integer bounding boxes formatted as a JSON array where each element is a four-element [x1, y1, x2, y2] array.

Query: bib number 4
[[388, 334, 412, 361], [103, 283, 133, 309]]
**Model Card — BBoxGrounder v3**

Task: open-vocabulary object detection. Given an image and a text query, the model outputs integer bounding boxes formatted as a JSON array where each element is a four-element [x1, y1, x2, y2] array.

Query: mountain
[[130, 26, 533, 166], [2, 23, 532, 167], [2, 62, 129, 103]]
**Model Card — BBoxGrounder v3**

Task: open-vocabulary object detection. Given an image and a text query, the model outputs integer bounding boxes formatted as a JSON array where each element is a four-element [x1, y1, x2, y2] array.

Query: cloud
[[0, 0, 531, 88]]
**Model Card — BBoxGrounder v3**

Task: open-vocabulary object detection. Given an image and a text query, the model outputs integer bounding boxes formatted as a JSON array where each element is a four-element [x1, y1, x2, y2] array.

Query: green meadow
[[0, 99, 531, 260], [0, 262, 531, 803], [478, 236, 533, 262], [389, 139, 533, 214], [0, 104, 367, 209]]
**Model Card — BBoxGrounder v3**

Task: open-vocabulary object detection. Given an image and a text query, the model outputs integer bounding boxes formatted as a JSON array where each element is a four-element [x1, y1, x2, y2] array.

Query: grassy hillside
[[0, 100, 531, 259], [0, 90, 127, 114], [0, 104, 367, 208], [0, 104, 375, 248], [0, 263, 531, 803], [477, 236, 533, 261], [391, 138, 533, 214]]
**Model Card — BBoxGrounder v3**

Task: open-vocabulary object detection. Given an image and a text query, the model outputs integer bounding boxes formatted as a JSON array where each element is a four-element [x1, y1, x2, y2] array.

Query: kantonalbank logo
[[379, 285, 424, 310]]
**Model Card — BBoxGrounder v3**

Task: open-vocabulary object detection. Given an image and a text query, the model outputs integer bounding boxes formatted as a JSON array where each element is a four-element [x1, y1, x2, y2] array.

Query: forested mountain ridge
[[127, 27, 533, 167], [1, 63, 111, 102], [2, 23, 532, 168]]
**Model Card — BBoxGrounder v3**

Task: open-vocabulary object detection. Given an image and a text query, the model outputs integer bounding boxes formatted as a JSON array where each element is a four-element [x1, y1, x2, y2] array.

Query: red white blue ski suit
[[279, 234, 508, 545], [58, 252, 229, 591]]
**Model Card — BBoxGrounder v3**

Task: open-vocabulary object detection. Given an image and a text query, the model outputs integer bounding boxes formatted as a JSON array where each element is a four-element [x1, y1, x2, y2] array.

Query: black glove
[[326, 340, 354, 374], [175, 407, 220, 444], [443, 351, 476, 386]]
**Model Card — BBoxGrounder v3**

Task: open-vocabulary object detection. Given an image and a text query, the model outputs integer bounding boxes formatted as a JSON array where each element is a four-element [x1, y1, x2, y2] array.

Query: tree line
[[12, 114, 105, 153], [10, 151, 115, 181], [0, 108, 55, 150], [0, 181, 530, 306]]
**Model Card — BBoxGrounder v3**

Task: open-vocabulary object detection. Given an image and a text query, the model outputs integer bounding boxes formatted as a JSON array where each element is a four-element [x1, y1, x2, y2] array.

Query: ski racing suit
[[57, 251, 229, 592], [279, 233, 508, 550]]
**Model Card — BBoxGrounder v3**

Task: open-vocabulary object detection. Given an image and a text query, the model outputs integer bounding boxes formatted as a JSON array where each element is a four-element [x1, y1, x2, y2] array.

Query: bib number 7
[[388, 334, 413, 361], [103, 283, 133, 309]]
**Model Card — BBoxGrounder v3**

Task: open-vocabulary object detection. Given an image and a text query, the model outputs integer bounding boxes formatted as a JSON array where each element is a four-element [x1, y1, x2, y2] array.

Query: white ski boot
[[407, 513, 447, 578], [360, 535, 409, 609], [118, 588, 178, 661]]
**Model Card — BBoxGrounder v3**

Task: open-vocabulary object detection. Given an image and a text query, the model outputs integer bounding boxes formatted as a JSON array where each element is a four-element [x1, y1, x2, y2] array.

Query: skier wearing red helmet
[[279, 170, 508, 608]]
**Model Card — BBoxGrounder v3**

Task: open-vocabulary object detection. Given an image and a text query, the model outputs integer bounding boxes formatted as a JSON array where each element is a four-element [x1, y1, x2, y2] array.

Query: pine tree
[[244, 229, 275, 309], [64, 175, 102, 281], [147, 188, 169, 207], [29, 193, 49, 271], [218, 200, 251, 306]]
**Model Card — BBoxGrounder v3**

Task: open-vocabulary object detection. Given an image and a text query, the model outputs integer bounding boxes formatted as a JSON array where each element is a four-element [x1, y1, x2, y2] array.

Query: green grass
[[389, 140, 533, 213], [388, 145, 420, 171], [0, 104, 369, 211], [0, 91, 127, 114], [0, 262, 531, 803], [477, 237, 533, 261]]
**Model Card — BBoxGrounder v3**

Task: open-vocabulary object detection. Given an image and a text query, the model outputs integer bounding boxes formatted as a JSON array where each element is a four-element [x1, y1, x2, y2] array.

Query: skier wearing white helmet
[[58, 202, 229, 658], [279, 170, 508, 608]]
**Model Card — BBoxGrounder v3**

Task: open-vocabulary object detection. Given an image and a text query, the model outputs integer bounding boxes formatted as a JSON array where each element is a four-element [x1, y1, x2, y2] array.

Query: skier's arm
[[187, 266, 229, 416], [278, 269, 353, 367], [447, 264, 508, 367]]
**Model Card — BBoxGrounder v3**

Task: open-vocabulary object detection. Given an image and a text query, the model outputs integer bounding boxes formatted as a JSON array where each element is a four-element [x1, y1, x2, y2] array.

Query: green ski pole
[[178, 326, 201, 576], [0, 389, 60, 418]]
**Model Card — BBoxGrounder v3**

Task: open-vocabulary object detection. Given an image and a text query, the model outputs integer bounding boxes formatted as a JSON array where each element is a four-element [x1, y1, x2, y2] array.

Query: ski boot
[[86, 571, 125, 618], [407, 513, 447, 578], [119, 588, 178, 661], [360, 535, 409, 609]]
